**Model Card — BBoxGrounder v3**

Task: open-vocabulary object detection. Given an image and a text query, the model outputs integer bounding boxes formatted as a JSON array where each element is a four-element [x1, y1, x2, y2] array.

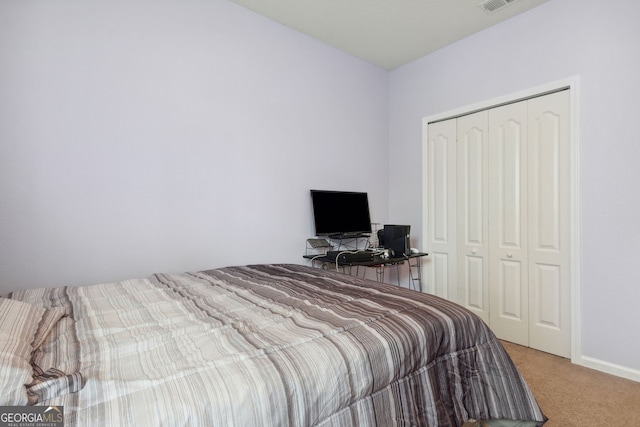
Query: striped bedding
[[5, 264, 546, 426]]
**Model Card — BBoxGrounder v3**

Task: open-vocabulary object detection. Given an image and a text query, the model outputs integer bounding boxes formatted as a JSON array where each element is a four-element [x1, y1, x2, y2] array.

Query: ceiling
[[229, 0, 550, 70]]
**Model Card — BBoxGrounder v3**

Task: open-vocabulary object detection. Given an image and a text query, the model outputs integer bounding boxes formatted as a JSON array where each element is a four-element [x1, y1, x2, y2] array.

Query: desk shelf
[[303, 252, 428, 292]]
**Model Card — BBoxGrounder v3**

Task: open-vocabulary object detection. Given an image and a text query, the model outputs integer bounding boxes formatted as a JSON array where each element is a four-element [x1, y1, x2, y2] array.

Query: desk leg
[[408, 258, 422, 291]]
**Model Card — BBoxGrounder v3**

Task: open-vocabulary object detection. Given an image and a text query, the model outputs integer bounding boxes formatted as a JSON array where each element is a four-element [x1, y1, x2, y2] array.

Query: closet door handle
[[471, 248, 477, 255], [507, 253, 513, 258]]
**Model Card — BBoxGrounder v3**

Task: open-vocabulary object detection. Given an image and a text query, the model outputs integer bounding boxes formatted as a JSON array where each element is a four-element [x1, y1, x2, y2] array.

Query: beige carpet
[[502, 341, 640, 426]]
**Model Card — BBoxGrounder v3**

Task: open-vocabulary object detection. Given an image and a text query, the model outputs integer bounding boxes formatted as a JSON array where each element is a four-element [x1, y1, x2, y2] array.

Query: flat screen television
[[310, 190, 372, 237]]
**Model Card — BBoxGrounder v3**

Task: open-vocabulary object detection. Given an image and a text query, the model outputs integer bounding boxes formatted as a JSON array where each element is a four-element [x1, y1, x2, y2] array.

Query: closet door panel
[[464, 257, 485, 312], [457, 111, 489, 322], [528, 90, 571, 357], [488, 101, 529, 346], [499, 260, 524, 319], [532, 264, 561, 327], [427, 119, 457, 299], [498, 121, 524, 247]]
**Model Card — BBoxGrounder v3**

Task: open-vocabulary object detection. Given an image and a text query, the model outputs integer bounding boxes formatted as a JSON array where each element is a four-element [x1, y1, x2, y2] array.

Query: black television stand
[[327, 232, 370, 239], [325, 233, 371, 252]]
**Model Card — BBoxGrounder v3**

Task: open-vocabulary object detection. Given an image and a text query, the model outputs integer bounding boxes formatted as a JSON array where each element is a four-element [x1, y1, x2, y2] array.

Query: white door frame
[[422, 76, 581, 364]]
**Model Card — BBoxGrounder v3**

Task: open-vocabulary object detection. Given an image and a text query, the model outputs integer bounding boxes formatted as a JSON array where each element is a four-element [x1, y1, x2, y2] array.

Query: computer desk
[[303, 252, 428, 292]]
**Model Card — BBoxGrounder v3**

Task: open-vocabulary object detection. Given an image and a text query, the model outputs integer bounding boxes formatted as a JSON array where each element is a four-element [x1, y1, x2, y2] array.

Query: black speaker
[[383, 224, 410, 257]]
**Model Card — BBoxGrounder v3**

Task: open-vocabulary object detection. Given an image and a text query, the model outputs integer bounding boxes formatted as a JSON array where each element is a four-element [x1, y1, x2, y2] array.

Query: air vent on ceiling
[[479, 0, 518, 14]]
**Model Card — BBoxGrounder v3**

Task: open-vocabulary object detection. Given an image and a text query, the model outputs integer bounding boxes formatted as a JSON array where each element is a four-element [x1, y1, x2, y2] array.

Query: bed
[[1, 263, 546, 426]]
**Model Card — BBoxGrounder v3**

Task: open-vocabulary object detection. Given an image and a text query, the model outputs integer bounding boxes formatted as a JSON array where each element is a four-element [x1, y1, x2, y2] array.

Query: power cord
[[334, 250, 361, 271]]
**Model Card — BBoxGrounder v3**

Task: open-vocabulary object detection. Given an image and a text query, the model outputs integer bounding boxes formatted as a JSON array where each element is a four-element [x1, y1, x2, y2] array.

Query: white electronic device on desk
[[305, 238, 333, 257], [307, 238, 332, 249]]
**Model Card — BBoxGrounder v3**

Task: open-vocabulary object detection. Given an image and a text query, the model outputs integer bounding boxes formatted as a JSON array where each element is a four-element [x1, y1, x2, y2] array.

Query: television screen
[[310, 190, 372, 237]]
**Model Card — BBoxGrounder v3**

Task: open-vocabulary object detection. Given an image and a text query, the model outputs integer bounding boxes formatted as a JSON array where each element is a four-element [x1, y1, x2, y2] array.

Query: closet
[[425, 90, 571, 358]]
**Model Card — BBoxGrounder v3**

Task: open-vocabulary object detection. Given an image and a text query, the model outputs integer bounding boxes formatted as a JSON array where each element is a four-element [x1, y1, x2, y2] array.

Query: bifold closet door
[[488, 101, 529, 347], [456, 111, 489, 323], [426, 90, 571, 358], [426, 119, 457, 300], [527, 90, 571, 358], [486, 91, 571, 356]]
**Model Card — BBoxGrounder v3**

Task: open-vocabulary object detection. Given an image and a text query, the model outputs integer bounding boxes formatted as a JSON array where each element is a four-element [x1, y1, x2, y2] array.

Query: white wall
[[0, 0, 389, 292], [389, 0, 640, 374]]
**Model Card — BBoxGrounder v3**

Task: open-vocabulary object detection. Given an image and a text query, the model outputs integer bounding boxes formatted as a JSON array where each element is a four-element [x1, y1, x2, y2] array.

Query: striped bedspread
[[8, 264, 546, 426]]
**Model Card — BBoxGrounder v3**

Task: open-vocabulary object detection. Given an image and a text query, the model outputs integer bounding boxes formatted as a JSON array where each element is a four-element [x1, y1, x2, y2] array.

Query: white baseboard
[[578, 356, 640, 383]]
